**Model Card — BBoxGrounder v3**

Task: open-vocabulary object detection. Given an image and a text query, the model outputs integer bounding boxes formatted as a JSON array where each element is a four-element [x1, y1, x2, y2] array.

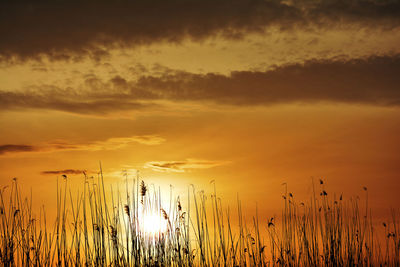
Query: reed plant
[[0, 171, 398, 266]]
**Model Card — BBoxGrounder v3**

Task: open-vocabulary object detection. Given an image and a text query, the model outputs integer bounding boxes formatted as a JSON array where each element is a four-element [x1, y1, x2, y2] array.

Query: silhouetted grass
[[0, 171, 399, 266]]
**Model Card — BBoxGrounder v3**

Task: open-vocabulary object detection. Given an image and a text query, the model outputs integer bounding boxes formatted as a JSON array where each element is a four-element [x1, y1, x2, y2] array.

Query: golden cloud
[[0, 135, 165, 156], [144, 159, 230, 173]]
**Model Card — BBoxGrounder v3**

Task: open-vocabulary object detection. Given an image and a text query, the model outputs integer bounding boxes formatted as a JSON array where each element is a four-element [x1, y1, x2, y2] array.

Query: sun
[[140, 211, 168, 235]]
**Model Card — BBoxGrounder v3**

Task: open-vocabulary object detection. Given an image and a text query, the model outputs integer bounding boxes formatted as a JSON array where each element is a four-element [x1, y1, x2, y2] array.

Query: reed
[[0, 172, 398, 266]]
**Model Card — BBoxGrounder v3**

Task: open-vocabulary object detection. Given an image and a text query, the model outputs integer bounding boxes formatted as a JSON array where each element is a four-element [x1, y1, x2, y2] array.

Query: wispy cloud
[[0, 90, 154, 115], [99, 136, 165, 146], [68, 135, 165, 150], [41, 169, 86, 175], [144, 159, 229, 173], [0, 135, 165, 156], [0, 144, 37, 155]]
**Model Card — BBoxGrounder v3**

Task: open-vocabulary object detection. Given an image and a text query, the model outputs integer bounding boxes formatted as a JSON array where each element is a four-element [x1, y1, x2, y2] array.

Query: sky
[[1, 0, 400, 219]]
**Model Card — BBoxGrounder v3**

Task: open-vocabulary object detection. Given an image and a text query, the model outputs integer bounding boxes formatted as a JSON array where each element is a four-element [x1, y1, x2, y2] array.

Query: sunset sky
[[1, 0, 400, 218]]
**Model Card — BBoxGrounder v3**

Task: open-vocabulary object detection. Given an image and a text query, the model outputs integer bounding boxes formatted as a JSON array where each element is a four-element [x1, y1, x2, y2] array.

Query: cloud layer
[[1, 55, 399, 115], [133, 55, 400, 106], [1, 0, 400, 61]]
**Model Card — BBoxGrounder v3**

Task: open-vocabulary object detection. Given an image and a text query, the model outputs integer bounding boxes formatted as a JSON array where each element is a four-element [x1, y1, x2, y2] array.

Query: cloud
[[47, 135, 166, 151], [1, 0, 400, 61], [132, 55, 400, 107], [0, 90, 153, 115], [87, 135, 166, 148], [1, 55, 400, 114], [0, 144, 37, 155], [144, 159, 229, 172], [110, 136, 165, 146], [41, 169, 86, 175], [0, 135, 165, 156]]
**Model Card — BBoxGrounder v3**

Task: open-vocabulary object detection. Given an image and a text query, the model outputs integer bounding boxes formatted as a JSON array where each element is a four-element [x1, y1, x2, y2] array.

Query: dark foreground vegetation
[[0, 170, 399, 266]]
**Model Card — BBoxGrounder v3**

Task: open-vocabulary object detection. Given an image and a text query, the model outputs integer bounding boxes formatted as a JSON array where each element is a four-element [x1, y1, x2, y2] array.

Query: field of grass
[[0, 170, 399, 266]]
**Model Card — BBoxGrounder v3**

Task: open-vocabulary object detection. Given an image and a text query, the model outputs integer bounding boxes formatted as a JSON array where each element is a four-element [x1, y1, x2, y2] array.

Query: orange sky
[[1, 0, 400, 221]]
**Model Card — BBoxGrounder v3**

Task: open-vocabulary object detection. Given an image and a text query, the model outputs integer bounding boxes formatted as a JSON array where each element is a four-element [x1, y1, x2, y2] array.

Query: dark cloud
[[0, 144, 36, 155], [134, 55, 400, 107], [41, 169, 86, 175], [1, 0, 400, 61], [1, 55, 400, 114], [0, 90, 153, 115]]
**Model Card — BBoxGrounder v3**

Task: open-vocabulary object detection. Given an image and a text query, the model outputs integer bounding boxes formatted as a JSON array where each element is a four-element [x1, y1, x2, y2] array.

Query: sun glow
[[140, 211, 168, 235]]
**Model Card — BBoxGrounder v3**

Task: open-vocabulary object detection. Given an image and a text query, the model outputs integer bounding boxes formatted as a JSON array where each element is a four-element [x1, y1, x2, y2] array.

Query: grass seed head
[[124, 204, 130, 216], [161, 209, 169, 220], [141, 180, 147, 197]]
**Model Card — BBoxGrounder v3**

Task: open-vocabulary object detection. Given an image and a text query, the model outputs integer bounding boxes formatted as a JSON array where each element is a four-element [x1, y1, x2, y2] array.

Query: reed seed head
[[141, 180, 147, 197], [124, 204, 130, 216]]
